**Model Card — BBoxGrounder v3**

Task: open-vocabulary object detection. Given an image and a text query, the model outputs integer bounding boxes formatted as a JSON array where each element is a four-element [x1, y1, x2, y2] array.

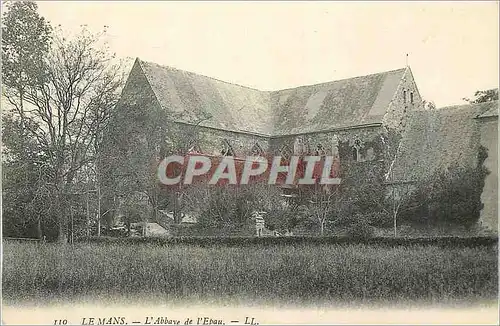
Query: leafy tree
[[2, 113, 58, 238], [2, 2, 124, 242], [402, 146, 489, 227], [261, 187, 305, 234], [2, 1, 52, 95], [463, 88, 499, 104], [2, 1, 53, 239]]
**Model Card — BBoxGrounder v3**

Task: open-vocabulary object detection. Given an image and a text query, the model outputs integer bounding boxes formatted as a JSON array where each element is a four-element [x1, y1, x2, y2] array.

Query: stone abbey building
[[106, 58, 497, 234]]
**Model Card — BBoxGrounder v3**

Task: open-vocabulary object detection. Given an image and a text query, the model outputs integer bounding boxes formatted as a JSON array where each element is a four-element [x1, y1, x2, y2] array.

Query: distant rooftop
[[391, 100, 498, 182]]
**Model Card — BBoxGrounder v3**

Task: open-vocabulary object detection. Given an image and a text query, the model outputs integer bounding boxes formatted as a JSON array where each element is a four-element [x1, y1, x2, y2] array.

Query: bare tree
[[380, 131, 415, 237], [303, 184, 343, 236], [3, 24, 124, 243]]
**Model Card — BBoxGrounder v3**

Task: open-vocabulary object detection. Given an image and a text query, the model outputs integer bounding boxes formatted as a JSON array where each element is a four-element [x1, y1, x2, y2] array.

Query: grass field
[[2, 241, 497, 305]]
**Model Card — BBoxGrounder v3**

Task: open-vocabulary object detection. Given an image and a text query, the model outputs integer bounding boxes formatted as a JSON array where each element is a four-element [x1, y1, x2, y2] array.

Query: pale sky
[[36, 1, 499, 108]]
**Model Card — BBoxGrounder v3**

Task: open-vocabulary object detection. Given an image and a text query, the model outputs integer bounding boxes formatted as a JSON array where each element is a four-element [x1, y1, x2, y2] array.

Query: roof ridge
[[137, 58, 406, 93], [138, 58, 267, 92], [270, 67, 407, 93], [436, 99, 499, 111]]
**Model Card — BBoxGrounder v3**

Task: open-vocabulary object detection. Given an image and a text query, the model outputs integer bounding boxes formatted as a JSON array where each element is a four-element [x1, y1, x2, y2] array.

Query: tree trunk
[[86, 182, 90, 237], [97, 185, 101, 237], [56, 189, 68, 244], [58, 215, 68, 243], [154, 191, 158, 223], [320, 220, 325, 236], [70, 206, 74, 244], [36, 216, 42, 240], [173, 191, 181, 224], [393, 211, 397, 237]]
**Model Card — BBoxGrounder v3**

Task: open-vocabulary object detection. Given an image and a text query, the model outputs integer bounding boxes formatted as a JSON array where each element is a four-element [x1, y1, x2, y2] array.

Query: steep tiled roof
[[390, 101, 497, 182], [270, 68, 406, 135], [139, 60, 273, 135], [136, 58, 406, 136]]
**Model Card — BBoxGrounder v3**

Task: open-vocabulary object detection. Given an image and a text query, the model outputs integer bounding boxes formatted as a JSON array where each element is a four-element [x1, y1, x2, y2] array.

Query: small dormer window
[[410, 92, 414, 104]]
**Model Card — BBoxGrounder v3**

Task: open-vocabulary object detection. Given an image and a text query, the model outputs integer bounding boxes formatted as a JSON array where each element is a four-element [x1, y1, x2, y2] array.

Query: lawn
[[2, 241, 497, 305]]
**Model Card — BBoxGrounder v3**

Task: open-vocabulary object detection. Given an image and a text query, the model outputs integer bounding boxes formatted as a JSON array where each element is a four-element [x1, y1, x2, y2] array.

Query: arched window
[[353, 138, 361, 162], [250, 142, 264, 156], [316, 144, 326, 156], [410, 92, 414, 104], [220, 139, 235, 156], [293, 137, 305, 155], [331, 135, 340, 158], [352, 148, 358, 161], [403, 90, 407, 103]]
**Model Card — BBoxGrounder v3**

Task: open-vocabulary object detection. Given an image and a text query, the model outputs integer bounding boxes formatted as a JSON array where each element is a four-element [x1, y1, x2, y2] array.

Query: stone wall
[[163, 122, 391, 187], [382, 67, 424, 133], [193, 126, 270, 157], [268, 125, 387, 184]]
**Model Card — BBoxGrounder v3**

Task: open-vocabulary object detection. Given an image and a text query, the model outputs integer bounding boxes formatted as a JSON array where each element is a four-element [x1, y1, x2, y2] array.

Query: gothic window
[[353, 138, 361, 162], [293, 137, 305, 155], [306, 137, 313, 155], [220, 139, 235, 156], [403, 90, 407, 103], [331, 135, 340, 158], [280, 145, 292, 161], [410, 92, 414, 104], [315, 144, 326, 156], [352, 148, 358, 161], [250, 142, 264, 156]]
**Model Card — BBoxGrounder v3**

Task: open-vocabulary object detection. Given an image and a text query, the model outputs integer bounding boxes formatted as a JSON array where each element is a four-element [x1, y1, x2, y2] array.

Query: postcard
[[1, 1, 498, 325]]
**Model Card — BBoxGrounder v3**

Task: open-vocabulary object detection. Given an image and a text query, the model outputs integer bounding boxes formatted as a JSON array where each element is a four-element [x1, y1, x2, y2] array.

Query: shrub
[[366, 211, 392, 227], [402, 147, 489, 227], [74, 234, 498, 247], [346, 219, 375, 239]]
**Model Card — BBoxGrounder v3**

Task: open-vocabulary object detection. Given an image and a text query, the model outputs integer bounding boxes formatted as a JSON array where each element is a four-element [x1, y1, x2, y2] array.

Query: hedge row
[[75, 235, 498, 248]]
